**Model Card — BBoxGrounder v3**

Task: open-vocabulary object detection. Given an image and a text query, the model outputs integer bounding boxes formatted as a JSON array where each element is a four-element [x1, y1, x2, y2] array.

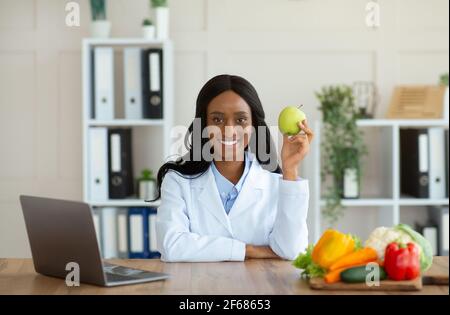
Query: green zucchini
[[341, 265, 387, 283]]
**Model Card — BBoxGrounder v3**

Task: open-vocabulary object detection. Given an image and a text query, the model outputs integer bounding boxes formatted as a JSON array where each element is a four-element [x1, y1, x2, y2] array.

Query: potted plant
[[89, 0, 111, 38], [316, 85, 368, 224], [142, 18, 156, 39], [138, 169, 157, 200], [440, 73, 449, 86], [151, 0, 169, 40]]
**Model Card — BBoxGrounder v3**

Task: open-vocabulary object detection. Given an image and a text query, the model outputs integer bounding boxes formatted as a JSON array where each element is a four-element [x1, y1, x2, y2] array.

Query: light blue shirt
[[211, 152, 252, 215]]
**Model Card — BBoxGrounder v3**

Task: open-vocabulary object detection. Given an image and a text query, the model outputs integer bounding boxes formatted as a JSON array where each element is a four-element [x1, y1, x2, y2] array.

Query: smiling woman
[[207, 90, 253, 165], [152, 74, 314, 262]]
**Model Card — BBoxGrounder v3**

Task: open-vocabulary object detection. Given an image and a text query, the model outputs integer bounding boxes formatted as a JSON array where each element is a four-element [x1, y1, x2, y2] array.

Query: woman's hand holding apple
[[279, 107, 314, 181]]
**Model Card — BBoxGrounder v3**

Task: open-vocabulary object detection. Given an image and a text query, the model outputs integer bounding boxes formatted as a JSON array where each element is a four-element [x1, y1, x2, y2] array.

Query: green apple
[[278, 106, 307, 136]]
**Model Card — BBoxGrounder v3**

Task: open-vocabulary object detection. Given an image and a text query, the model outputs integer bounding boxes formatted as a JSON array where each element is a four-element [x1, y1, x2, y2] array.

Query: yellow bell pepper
[[311, 229, 355, 269]]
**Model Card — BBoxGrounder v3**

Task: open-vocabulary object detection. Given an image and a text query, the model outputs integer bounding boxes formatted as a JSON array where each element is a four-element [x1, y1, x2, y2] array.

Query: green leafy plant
[[139, 169, 155, 181], [316, 86, 368, 224], [440, 73, 449, 86], [90, 0, 107, 21], [151, 0, 168, 8], [292, 245, 326, 278], [142, 18, 153, 26]]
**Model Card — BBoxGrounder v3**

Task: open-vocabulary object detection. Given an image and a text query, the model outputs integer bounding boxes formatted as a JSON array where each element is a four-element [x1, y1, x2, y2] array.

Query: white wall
[[0, 0, 448, 257]]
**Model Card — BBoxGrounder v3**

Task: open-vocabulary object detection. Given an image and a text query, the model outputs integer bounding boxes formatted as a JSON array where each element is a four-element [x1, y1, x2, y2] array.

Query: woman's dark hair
[[151, 74, 282, 201]]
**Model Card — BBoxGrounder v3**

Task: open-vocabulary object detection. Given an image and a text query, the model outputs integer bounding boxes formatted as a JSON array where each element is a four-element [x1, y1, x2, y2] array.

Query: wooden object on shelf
[[386, 85, 447, 119]]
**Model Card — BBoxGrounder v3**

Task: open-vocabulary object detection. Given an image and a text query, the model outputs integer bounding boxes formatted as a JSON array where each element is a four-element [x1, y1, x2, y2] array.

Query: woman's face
[[206, 90, 253, 161]]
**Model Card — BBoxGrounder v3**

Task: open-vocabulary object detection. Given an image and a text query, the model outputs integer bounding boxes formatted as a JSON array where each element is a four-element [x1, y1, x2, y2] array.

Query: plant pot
[[342, 168, 360, 199], [142, 25, 156, 39], [90, 20, 111, 38], [139, 180, 157, 200], [155, 7, 169, 40]]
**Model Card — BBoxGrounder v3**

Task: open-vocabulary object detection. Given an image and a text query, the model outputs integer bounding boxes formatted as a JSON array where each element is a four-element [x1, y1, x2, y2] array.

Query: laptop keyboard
[[103, 263, 167, 283], [105, 272, 134, 282], [105, 264, 146, 276]]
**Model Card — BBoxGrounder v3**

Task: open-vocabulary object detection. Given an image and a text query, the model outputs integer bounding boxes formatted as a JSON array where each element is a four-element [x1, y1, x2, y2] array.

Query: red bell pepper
[[384, 242, 420, 281]]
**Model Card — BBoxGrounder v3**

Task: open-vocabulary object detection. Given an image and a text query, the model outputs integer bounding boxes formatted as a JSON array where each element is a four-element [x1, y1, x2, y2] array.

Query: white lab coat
[[156, 153, 309, 262]]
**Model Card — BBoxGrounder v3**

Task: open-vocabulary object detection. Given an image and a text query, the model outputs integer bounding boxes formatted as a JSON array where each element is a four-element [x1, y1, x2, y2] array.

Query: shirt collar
[[211, 151, 252, 196]]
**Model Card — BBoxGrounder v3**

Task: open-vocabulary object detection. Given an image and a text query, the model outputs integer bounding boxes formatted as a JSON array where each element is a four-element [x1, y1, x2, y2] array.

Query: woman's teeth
[[219, 139, 238, 146]]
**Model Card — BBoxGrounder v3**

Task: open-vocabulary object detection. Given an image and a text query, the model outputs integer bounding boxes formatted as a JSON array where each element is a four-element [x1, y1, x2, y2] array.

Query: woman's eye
[[212, 117, 223, 124], [237, 118, 247, 124]]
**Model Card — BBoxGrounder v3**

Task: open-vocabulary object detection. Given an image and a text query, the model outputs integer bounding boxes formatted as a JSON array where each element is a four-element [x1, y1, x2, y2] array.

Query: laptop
[[19, 195, 169, 287]]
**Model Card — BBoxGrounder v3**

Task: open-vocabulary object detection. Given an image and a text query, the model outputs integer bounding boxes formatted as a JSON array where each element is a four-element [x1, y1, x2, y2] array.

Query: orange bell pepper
[[311, 229, 355, 269]]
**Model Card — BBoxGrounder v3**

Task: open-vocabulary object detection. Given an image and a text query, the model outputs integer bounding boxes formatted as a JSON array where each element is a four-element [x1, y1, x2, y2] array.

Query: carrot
[[328, 247, 378, 272], [324, 267, 347, 284], [324, 261, 374, 284]]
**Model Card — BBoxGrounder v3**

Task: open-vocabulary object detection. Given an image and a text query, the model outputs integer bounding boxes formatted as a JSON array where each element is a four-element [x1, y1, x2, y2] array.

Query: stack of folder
[[88, 45, 165, 260], [416, 206, 449, 256], [400, 128, 449, 199], [92, 46, 164, 120], [88, 127, 134, 200], [92, 207, 160, 259], [401, 127, 449, 257]]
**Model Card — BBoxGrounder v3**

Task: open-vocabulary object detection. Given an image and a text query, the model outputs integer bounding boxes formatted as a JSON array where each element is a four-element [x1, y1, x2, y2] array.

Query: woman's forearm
[[245, 245, 281, 259], [282, 168, 298, 181]]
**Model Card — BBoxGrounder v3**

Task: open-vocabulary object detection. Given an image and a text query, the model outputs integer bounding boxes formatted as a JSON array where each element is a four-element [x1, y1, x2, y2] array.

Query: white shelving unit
[[312, 119, 449, 243], [87, 119, 165, 127], [81, 38, 174, 208], [89, 199, 161, 208]]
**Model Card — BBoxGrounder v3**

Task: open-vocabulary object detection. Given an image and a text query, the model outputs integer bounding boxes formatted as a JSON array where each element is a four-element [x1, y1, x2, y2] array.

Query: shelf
[[87, 119, 165, 127], [88, 199, 161, 207], [398, 198, 449, 206], [357, 119, 449, 127], [313, 117, 449, 242], [83, 38, 169, 46], [320, 198, 395, 207], [320, 198, 449, 207]]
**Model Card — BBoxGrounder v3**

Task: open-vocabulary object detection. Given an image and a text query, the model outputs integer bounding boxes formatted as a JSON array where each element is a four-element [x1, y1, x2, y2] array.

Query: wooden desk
[[0, 257, 448, 295]]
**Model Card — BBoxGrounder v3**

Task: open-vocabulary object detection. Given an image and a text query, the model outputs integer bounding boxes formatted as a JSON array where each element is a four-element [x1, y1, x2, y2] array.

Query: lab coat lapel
[[196, 166, 232, 233], [228, 159, 266, 220]]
